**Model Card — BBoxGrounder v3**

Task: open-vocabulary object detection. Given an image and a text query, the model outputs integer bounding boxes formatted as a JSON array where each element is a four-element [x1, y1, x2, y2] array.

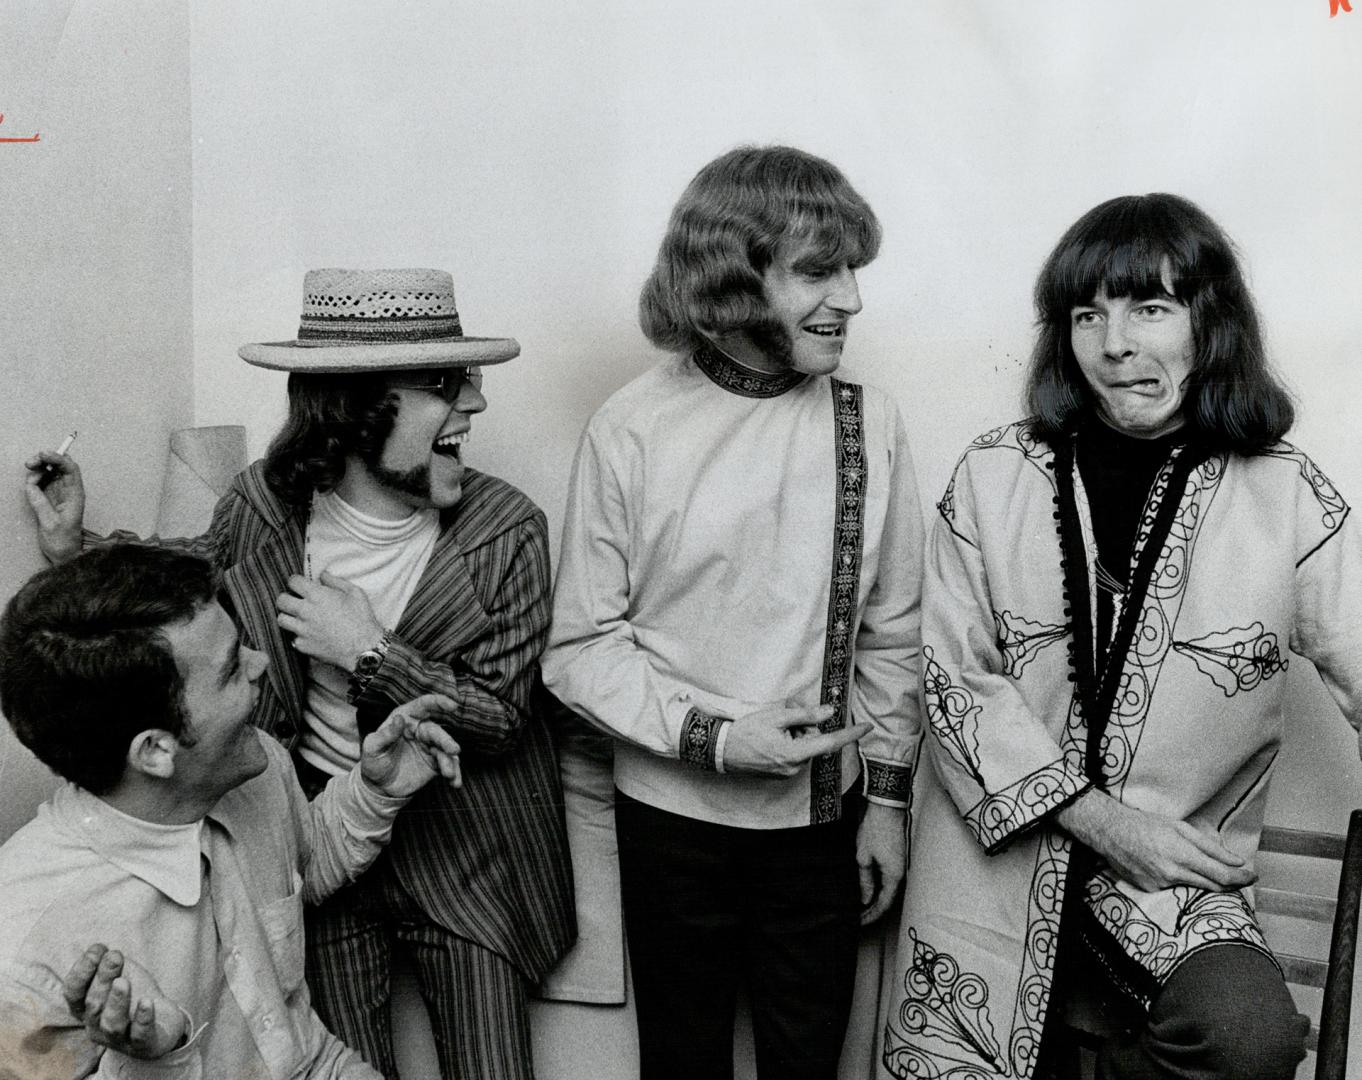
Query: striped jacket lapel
[[396, 520, 496, 659], [223, 476, 308, 738]]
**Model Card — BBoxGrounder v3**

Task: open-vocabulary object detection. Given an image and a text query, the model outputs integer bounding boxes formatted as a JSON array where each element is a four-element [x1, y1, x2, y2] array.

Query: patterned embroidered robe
[[882, 420, 1362, 1080]]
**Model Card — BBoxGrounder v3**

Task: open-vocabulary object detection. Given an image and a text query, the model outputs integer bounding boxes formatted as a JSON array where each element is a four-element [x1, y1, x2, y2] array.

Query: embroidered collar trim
[[693, 343, 806, 398]]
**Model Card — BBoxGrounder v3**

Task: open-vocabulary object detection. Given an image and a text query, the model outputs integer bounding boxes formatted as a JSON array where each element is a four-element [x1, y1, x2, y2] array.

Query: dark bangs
[[1026, 193, 1294, 453], [1035, 195, 1222, 322]]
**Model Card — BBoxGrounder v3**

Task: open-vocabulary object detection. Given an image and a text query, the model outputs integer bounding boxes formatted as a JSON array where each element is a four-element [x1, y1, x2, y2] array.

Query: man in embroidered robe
[[542, 146, 924, 1080], [881, 194, 1362, 1080], [0, 544, 465, 1079], [24, 269, 575, 1080]]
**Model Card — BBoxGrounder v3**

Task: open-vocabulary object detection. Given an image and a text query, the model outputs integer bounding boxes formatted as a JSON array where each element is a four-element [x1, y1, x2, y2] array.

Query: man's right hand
[[24, 449, 85, 564], [720, 703, 871, 778], [1056, 789, 1256, 893], [63, 944, 189, 1061]]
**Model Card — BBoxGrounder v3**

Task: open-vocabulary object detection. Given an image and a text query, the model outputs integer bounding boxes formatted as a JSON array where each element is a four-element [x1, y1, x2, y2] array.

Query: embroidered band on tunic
[[812, 379, 866, 824], [679, 707, 728, 770], [693, 344, 807, 398]]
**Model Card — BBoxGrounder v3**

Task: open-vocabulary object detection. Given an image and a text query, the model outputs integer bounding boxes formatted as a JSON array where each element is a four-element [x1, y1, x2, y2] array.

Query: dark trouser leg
[[616, 792, 744, 1080], [742, 800, 862, 1080], [1097, 945, 1309, 1080], [306, 868, 399, 1079]]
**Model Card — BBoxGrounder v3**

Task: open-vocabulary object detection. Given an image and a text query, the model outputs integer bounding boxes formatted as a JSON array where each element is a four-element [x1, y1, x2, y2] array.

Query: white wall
[[186, 5, 1362, 1075], [1, 0, 1358, 1074], [0, 0, 193, 840], [190, 0, 1362, 807]]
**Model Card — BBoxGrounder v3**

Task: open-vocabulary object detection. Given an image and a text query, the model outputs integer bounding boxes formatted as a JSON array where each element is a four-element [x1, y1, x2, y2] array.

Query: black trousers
[[1036, 907, 1309, 1080], [615, 790, 863, 1080]]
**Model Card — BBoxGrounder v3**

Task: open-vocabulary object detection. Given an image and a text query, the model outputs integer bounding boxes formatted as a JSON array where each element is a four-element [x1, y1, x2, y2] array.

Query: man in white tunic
[[882, 194, 1355, 1080], [544, 145, 924, 1080]]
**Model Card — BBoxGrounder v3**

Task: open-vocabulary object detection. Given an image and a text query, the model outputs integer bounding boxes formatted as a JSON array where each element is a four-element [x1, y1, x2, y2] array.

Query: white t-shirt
[[299, 489, 439, 775]]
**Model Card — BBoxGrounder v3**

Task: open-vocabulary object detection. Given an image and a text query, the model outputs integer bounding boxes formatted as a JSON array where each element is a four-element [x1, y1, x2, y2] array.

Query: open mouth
[[802, 323, 845, 338], [432, 431, 468, 458]]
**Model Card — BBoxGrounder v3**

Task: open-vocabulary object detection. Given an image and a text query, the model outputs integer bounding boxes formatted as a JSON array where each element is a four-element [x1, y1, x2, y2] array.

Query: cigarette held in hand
[[37, 430, 77, 489]]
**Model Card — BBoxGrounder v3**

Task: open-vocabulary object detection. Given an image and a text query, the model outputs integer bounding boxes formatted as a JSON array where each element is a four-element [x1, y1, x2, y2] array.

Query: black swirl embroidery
[[923, 646, 984, 788], [883, 928, 1010, 1079], [1172, 622, 1288, 696], [993, 610, 1067, 679], [1083, 872, 1272, 988], [1262, 443, 1350, 536], [963, 760, 1084, 853]]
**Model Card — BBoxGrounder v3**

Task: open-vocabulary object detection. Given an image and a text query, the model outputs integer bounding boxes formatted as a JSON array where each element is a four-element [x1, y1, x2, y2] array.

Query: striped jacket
[[96, 460, 576, 981]]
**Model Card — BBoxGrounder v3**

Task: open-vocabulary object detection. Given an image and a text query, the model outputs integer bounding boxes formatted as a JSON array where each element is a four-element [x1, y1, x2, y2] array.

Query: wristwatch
[[347, 628, 393, 701]]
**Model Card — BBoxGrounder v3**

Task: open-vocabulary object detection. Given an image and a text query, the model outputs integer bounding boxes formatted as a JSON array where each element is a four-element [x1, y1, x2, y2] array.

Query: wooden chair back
[[1258, 810, 1362, 1080]]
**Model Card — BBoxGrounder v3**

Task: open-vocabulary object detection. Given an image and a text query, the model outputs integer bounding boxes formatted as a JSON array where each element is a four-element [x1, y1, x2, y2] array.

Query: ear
[[125, 729, 179, 780]]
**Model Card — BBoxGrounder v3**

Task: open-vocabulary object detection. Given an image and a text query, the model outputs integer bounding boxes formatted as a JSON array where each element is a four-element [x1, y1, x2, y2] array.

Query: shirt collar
[[50, 783, 206, 907], [692, 343, 807, 398]]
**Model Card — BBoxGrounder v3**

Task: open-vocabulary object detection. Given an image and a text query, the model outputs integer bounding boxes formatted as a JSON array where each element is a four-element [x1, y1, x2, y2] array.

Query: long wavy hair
[[639, 145, 881, 354], [1026, 193, 1294, 453], [262, 373, 399, 505], [0, 545, 214, 794]]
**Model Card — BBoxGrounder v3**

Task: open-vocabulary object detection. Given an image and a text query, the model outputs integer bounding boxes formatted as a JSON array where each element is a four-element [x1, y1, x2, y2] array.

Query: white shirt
[[0, 737, 402, 1079], [300, 490, 438, 774]]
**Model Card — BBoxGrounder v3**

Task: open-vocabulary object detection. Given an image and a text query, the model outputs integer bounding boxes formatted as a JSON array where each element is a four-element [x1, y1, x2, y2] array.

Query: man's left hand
[[360, 694, 463, 798], [856, 802, 908, 925], [63, 945, 188, 1061], [276, 571, 386, 671]]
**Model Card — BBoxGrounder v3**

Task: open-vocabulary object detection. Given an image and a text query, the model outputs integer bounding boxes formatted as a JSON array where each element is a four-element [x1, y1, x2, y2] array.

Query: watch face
[[355, 651, 382, 676]]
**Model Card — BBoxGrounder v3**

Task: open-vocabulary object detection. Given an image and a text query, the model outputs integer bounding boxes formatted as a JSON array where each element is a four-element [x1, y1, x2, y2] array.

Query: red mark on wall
[[0, 112, 40, 143], [1332, 0, 1353, 16]]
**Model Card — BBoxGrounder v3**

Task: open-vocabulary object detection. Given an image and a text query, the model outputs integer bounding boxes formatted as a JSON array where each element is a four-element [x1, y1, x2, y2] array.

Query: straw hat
[[238, 268, 519, 371]]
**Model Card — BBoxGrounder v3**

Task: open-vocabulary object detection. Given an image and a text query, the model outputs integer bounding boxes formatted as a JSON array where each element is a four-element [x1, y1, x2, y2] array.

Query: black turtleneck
[[1075, 417, 1185, 660]]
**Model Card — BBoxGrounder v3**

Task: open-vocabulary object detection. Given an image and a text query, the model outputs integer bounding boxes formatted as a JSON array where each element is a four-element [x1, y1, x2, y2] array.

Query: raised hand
[[720, 703, 871, 779], [360, 693, 463, 797], [276, 570, 386, 671], [1057, 789, 1255, 893], [63, 944, 189, 1060], [24, 448, 85, 564]]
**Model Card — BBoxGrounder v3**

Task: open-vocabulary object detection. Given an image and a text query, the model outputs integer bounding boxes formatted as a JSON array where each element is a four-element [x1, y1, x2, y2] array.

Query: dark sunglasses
[[389, 366, 483, 401]]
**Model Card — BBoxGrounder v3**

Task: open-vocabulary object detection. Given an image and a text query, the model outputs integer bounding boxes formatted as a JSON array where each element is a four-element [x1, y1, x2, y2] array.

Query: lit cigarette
[[37, 431, 78, 489]]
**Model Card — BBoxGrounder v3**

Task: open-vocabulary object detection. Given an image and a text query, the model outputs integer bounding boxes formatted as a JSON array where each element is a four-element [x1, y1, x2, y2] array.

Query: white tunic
[[543, 350, 924, 829]]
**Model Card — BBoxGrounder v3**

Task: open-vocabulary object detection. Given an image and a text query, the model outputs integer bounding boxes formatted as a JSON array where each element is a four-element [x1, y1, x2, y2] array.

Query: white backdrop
[[184, 7, 1362, 1072], [188, 0, 1362, 825], [2, 1, 1361, 1075]]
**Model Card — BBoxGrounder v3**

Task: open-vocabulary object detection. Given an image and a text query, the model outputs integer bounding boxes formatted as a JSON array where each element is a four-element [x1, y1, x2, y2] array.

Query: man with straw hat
[[26, 268, 576, 1080]]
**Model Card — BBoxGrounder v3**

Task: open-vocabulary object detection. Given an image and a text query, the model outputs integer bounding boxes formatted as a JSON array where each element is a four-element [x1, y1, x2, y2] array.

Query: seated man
[[881, 194, 1354, 1080], [26, 268, 575, 1080], [0, 543, 461, 1079]]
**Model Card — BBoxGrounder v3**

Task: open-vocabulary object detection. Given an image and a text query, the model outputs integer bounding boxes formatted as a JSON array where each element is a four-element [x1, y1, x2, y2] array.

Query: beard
[[366, 460, 432, 501]]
